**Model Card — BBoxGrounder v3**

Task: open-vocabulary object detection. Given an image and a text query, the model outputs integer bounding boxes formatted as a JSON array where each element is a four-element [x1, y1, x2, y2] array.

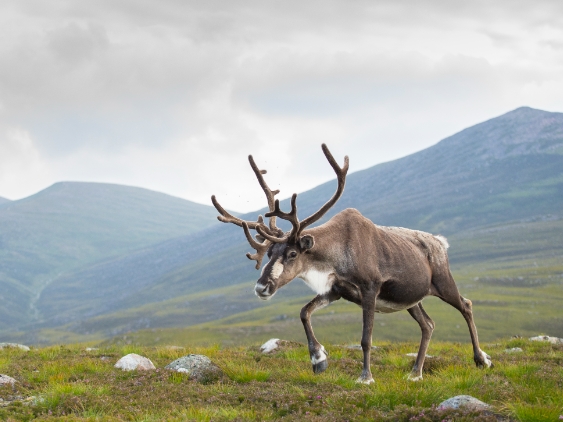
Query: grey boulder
[[529, 335, 563, 344], [438, 395, 491, 411], [165, 354, 223, 383], [0, 374, 17, 386], [0, 343, 30, 352]]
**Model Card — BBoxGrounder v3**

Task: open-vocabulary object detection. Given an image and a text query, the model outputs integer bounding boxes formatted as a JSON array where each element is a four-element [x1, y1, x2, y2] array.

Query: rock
[[165, 346, 185, 351], [260, 338, 281, 353], [259, 339, 303, 353], [85, 347, 99, 351], [0, 343, 30, 352], [114, 353, 156, 371], [438, 395, 491, 411], [405, 352, 433, 358], [505, 347, 523, 353], [345, 344, 378, 350], [529, 335, 563, 344], [165, 354, 223, 383], [0, 374, 17, 386]]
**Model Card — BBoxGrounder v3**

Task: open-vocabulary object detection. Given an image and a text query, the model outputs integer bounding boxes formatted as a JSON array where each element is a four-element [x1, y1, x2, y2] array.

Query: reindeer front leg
[[357, 289, 377, 384], [300, 291, 340, 374]]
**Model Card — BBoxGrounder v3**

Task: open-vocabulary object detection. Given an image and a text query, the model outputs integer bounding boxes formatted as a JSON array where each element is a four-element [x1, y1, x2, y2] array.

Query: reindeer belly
[[375, 299, 420, 313], [375, 278, 429, 313]]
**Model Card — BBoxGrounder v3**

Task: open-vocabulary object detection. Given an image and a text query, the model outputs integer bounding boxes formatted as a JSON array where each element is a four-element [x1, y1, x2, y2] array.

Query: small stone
[[85, 348, 99, 351], [0, 374, 17, 386], [114, 353, 156, 371], [165, 354, 223, 383], [260, 338, 280, 353], [505, 347, 523, 353], [405, 353, 433, 358], [438, 395, 491, 411], [345, 344, 378, 350], [0, 343, 30, 352], [529, 335, 563, 344], [165, 346, 185, 351]]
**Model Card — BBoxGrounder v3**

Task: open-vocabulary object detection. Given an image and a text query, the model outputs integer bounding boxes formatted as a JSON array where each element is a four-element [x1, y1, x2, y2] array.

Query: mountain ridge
[[0, 182, 222, 331], [0, 107, 563, 342], [22, 106, 563, 340]]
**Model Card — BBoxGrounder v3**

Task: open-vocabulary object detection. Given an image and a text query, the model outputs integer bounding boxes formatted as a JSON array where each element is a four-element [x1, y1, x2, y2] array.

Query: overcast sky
[[1, 0, 562, 212]]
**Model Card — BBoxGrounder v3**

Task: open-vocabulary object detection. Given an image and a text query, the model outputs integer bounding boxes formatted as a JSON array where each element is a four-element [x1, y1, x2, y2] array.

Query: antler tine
[[263, 193, 300, 242], [211, 195, 273, 234], [242, 222, 270, 269], [299, 143, 349, 231], [248, 155, 282, 234]]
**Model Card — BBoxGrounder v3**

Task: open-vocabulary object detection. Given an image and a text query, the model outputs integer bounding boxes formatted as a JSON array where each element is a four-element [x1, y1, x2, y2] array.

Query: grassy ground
[[1, 338, 562, 421]]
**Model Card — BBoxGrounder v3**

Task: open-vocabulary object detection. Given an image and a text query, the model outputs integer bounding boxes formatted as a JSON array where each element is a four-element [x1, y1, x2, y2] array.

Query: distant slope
[[285, 106, 563, 234], [0, 196, 10, 206], [0, 182, 220, 331], [25, 106, 563, 341]]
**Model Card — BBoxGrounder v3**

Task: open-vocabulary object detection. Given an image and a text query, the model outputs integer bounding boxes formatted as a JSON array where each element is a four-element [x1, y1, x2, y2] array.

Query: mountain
[[21, 106, 563, 342], [0, 182, 221, 331], [0, 197, 11, 206], [279, 106, 563, 234]]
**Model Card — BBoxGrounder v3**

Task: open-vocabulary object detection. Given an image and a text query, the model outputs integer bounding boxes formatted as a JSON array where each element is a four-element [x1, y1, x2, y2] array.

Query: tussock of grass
[[1, 338, 562, 421]]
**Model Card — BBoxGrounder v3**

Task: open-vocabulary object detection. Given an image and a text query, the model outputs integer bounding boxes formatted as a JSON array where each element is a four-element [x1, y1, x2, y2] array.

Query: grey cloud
[[1, 0, 563, 208], [47, 22, 109, 63]]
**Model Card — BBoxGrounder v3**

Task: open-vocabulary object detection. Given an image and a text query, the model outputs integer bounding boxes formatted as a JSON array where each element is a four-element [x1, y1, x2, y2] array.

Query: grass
[[1, 338, 562, 421]]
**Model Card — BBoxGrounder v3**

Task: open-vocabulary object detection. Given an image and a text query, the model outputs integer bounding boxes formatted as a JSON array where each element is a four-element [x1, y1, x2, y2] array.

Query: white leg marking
[[356, 376, 374, 385], [311, 345, 327, 364], [407, 373, 423, 382], [480, 349, 492, 368]]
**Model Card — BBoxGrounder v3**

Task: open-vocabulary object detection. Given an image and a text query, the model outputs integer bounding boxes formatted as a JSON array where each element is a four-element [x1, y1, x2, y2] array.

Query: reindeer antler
[[212, 143, 348, 267], [263, 143, 348, 242], [247, 155, 283, 235], [298, 144, 349, 231], [262, 193, 300, 243], [212, 155, 286, 269]]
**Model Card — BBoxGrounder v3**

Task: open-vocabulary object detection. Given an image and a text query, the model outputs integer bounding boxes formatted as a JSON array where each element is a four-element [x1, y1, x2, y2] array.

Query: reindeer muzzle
[[254, 282, 274, 300]]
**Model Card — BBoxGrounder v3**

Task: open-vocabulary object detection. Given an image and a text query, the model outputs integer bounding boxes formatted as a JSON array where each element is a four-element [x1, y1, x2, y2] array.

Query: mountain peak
[[433, 106, 563, 161]]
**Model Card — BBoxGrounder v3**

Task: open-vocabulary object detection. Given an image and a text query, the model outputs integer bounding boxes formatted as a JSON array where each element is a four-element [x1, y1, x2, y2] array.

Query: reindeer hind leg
[[431, 273, 493, 369], [407, 302, 435, 381]]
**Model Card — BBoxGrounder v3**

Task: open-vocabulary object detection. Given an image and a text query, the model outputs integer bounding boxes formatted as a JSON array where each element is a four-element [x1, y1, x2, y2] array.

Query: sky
[[1, 0, 562, 212]]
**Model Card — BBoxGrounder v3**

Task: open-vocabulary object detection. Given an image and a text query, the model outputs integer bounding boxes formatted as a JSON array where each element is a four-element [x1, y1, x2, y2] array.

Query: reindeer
[[211, 144, 492, 384]]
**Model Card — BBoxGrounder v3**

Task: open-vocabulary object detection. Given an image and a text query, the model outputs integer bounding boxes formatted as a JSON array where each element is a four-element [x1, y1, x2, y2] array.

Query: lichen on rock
[[165, 354, 223, 383]]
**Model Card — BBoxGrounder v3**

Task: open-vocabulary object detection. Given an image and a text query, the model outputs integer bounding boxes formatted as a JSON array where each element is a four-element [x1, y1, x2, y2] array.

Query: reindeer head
[[212, 144, 348, 300]]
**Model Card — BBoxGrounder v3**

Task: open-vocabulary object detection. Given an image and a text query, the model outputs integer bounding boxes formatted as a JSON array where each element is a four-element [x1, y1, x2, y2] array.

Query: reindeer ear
[[299, 234, 315, 250]]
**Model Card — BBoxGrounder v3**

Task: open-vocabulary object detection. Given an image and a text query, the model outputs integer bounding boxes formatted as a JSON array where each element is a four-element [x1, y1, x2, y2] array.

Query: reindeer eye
[[288, 251, 298, 259]]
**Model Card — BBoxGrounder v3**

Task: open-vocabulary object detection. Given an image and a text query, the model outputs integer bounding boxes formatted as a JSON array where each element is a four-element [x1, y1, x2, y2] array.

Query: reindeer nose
[[254, 283, 270, 298]]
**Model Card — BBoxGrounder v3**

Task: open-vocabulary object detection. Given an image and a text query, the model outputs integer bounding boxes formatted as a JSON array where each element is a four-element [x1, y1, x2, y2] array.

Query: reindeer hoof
[[475, 350, 493, 368], [310, 346, 328, 374], [312, 359, 328, 374], [407, 373, 423, 382], [356, 376, 374, 385]]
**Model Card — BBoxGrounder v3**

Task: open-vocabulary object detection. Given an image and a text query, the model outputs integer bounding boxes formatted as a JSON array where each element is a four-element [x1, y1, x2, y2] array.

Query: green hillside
[[15, 216, 562, 347], [8, 106, 562, 346], [0, 182, 219, 332]]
